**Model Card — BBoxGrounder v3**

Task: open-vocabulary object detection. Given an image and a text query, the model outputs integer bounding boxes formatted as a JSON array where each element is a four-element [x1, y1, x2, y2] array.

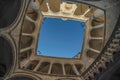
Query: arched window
[[0, 0, 21, 28]]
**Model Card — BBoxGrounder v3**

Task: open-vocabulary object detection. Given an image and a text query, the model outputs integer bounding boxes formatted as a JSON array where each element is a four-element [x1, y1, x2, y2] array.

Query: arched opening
[[64, 64, 76, 75], [0, 0, 21, 28], [38, 62, 50, 73], [0, 37, 13, 78], [26, 60, 39, 70], [51, 63, 63, 75]]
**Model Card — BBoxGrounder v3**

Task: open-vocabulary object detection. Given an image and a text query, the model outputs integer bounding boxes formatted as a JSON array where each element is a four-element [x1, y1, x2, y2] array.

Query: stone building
[[0, 0, 120, 80]]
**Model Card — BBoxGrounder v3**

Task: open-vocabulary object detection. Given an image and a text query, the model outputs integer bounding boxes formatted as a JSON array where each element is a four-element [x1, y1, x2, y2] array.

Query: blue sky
[[37, 17, 85, 58]]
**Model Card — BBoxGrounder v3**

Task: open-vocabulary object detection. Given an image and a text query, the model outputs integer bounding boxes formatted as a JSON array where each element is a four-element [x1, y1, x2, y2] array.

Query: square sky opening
[[37, 17, 85, 58]]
